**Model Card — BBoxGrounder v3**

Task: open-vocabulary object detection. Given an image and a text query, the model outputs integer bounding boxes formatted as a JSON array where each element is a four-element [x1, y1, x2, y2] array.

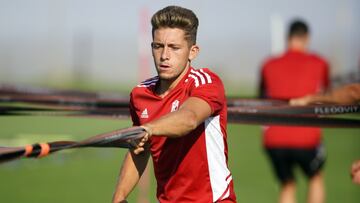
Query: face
[[151, 28, 199, 83]]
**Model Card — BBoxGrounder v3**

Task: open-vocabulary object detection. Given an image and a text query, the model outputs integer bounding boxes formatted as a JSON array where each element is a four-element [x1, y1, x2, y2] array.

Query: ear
[[188, 45, 200, 61]]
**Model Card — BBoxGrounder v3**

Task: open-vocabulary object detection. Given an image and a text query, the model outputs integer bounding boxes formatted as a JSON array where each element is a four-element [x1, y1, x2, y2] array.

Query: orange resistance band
[[38, 143, 50, 158], [24, 145, 33, 157]]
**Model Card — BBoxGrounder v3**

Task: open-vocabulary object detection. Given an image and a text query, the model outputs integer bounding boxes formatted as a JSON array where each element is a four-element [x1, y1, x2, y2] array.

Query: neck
[[287, 37, 308, 52], [156, 64, 190, 97]]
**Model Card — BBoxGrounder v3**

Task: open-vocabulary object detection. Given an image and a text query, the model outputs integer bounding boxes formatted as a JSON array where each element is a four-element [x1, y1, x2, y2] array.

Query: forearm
[[143, 97, 212, 138], [290, 84, 360, 106], [112, 150, 150, 203], [144, 108, 199, 138], [306, 84, 360, 104], [328, 84, 360, 104]]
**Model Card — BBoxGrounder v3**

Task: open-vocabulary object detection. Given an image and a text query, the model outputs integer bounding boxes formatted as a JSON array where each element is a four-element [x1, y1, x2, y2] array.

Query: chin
[[158, 74, 173, 80], [158, 73, 177, 81]]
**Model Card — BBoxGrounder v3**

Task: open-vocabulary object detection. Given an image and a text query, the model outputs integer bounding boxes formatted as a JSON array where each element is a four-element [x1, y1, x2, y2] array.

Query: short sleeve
[[188, 68, 226, 115]]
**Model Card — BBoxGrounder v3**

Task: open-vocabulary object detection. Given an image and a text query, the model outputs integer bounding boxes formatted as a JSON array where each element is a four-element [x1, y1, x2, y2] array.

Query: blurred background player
[[112, 6, 236, 203], [259, 19, 330, 203], [290, 83, 360, 185]]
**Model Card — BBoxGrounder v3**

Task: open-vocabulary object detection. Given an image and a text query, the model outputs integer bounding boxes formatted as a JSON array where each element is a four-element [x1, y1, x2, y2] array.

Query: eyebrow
[[152, 42, 182, 47]]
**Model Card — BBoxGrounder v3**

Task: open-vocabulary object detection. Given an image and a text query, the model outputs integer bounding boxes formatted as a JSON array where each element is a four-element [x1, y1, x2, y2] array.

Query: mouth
[[159, 64, 170, 68], [159, 64, 171, 70]]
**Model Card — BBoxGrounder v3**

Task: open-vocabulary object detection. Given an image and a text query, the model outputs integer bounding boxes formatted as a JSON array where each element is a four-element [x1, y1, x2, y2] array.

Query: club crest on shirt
[[141, 108, 149, 118], [171, 100, 179, 112]]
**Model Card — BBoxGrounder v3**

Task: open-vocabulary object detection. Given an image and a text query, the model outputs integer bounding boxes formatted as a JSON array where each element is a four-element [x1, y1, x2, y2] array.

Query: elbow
[[187, 115, 199, 131], [169, 110, 200, 138], [183, 110, 199, 133], [112, 194, 127, 203]]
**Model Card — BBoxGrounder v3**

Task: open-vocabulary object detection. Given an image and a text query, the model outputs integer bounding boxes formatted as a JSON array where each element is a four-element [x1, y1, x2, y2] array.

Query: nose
[[160, 46, 169, 61]]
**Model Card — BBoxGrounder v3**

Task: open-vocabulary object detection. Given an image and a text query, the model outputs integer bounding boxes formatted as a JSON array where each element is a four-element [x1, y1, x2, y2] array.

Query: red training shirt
[[130, 67, 236, 203], [260, 50, 330, 148]]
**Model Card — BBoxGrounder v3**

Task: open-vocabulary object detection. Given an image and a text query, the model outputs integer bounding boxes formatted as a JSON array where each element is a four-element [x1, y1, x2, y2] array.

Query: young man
[[112, 6, 236, 203], [259, 20, 330, 203]]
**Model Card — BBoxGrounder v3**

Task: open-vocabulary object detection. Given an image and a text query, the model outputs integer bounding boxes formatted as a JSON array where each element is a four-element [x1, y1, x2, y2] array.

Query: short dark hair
[[288, 19, 309, 39], [151, 6, 199, 46]]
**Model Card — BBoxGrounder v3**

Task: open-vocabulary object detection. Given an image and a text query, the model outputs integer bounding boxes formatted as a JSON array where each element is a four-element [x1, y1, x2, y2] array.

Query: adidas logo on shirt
[[141, 108, 149, 118]]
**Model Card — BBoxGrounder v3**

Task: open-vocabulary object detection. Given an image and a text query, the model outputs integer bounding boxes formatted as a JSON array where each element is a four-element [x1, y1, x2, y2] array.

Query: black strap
[[229, 104, 360, 115], [228, 112, 360, 128]]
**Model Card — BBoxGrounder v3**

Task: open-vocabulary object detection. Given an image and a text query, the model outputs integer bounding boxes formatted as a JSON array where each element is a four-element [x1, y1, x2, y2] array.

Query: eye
[[169, 45, 180, 50], [151, 43, 162, 49]]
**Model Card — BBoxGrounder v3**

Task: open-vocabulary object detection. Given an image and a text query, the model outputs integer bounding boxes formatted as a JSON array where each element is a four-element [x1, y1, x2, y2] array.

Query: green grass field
[[0, 115, 359, 202]]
